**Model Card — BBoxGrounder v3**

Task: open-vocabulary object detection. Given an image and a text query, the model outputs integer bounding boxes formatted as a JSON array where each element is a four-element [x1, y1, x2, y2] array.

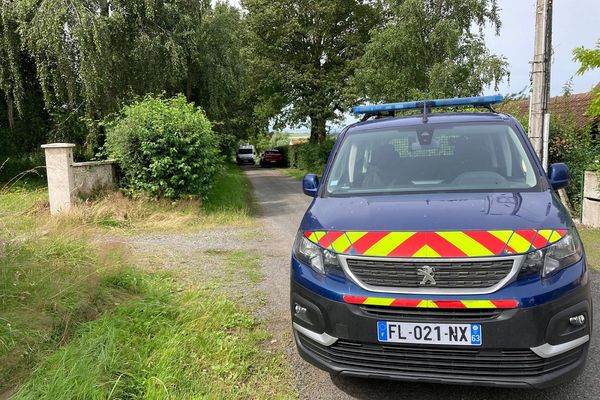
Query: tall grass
[[12, 272, 294, 400], [0, 153, 46, 188], [1, 163, 295, 398], [0, 230, 132, 392], [0, 163, 254, 237], [202, 163, 254, 216]]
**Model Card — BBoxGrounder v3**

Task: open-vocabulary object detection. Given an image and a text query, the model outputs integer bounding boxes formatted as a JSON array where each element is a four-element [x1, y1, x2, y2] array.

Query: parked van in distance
[[236, 145, 257, 165]]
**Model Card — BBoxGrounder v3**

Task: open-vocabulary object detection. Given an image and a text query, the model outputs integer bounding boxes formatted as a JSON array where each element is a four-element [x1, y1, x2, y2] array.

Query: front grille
[[299, 335, 582, 378], [345, 258, 514, 289], [360, 305, 503, 321]]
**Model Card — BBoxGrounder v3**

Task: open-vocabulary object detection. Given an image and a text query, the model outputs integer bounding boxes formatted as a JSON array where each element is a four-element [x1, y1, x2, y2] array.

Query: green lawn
[[203, 163, 256, 216], [0, 165, 295, 399], [274, 167, 309, 181], [12, 267, 292, 400], [580, 227, 600, 270]]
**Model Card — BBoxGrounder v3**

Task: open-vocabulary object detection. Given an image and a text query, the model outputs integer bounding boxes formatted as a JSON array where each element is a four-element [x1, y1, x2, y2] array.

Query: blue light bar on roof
[[351, 94, 504, 115]]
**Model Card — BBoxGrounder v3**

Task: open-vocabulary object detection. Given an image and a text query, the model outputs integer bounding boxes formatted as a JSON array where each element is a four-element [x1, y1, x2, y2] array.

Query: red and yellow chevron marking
[[304, 229, 567, 257], [343, 295, 519, 309]]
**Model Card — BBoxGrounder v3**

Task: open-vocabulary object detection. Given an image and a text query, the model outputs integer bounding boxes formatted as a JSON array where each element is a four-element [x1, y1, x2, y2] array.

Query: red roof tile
[[500, 83, 599, 130]]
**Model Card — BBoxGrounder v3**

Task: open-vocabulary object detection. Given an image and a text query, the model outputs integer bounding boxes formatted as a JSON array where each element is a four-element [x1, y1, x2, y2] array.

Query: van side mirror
[[303, 174, 319, 197], [548, 163, 569, 190]]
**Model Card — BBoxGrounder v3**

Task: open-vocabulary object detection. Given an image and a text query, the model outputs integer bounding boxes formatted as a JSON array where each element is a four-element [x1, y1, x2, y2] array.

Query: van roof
[[347, 112, 514, 133]]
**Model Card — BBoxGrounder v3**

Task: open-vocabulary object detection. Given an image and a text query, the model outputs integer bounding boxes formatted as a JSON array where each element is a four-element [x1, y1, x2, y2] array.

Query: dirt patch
[[0, 387, 16, 400]]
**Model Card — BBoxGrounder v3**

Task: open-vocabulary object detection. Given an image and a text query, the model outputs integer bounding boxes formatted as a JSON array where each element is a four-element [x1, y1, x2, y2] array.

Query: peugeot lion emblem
[[417, 265, 436, 285]]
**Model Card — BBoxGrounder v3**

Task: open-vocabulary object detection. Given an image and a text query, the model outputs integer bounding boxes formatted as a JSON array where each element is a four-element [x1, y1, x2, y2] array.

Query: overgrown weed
[[1, 163, 295, 398]]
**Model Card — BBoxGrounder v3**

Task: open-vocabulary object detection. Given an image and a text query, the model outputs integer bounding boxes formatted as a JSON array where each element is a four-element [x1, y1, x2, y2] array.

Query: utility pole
[[529, 0, 553, 165]]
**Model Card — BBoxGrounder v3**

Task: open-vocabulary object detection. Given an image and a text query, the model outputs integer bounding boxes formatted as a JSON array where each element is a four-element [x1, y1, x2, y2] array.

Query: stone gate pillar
[[582, 171, 600, 227], [41, 143, 75, 215]]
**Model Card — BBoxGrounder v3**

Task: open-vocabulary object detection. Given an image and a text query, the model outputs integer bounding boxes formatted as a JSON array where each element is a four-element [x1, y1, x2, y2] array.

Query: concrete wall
[[582, 171, 600, 227], [42, 143, 118, 215], [72, 161, 118, 196]]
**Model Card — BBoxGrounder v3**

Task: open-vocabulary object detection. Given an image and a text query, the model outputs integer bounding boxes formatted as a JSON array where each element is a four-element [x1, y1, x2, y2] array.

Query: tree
[[14, 0, 212, 151], [354, 0, 509, 102], [243, 0, 380, 143], [573, 39, 600, 116], [192, 3, 258, 141], [2, 0, 261, 153], [0, 1, 25, 129]]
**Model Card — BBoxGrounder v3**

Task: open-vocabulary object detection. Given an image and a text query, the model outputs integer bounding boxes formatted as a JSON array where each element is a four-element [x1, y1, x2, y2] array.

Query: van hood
[[301, 191, 572, 257], [303, 191, 571, 232]]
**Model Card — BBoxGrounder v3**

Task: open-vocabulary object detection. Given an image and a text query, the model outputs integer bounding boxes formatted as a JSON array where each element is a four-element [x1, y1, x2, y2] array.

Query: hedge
[[276, 137, 336, 174]]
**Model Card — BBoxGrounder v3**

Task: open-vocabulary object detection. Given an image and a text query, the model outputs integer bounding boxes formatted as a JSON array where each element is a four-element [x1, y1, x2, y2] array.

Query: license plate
[[377, 321, 482, 346]]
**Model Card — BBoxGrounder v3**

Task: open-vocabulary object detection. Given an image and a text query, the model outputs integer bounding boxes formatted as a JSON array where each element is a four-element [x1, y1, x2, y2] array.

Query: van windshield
[[238, 149, 253, 154], [326, 123, 540, 195]]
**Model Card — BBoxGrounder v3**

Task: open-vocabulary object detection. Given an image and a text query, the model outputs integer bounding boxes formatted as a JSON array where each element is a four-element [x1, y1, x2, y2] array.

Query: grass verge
[[1, 165, 295, 399], [203, 163, 256, 216], [580, 227, 600, 270], [1, 163, 254, 236], [11, 269, 294, 400], [0, 229, 133, 393], [274, 167, 310, 181]]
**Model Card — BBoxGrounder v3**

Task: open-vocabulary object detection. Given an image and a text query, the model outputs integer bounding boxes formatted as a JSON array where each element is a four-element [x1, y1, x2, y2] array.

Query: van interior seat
[[364, 144, 402, 187]]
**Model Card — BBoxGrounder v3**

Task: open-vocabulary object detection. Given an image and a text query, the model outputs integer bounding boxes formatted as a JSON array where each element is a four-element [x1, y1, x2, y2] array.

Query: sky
[[222, 0, 600, 131], [484, 0, 600, 97]]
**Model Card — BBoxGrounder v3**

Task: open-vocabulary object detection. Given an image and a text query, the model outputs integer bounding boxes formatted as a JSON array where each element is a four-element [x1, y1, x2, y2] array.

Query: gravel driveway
[[244, 165, 599, 400]]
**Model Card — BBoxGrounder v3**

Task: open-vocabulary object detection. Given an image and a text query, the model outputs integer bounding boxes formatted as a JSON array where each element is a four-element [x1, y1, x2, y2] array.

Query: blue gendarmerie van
[[290, 95, 591, 388]]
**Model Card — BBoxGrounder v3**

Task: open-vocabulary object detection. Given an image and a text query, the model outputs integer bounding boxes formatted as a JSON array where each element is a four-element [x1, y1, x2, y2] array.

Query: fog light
[[294, 303, 307, 316], [569, 314, 586, 326]]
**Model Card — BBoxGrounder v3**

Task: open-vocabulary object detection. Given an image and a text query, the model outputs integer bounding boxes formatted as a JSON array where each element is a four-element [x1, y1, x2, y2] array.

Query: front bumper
[[291, 273, 591, 388]]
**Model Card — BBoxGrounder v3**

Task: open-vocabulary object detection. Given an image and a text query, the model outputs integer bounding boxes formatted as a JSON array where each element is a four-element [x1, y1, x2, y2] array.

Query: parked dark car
[[260, 149, 284, 167]]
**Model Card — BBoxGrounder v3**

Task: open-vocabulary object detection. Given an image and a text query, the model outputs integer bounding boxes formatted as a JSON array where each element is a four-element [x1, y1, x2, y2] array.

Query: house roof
[[500, 83, 599, 129]]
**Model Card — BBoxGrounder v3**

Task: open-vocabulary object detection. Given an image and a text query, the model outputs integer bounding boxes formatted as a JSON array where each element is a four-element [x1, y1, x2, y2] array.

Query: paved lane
[[244, 165, 599, 400]]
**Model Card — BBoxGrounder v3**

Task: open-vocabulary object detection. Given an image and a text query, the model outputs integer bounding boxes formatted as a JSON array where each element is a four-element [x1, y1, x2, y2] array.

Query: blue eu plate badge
[[471, 324, 482, 345], [378, 321, 388, 341]]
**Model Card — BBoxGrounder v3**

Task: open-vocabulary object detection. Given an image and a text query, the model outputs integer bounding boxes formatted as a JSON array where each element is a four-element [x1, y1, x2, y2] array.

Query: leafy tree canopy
[[0, 1, 25, 123], [243, 0, 380, 143], [354, 0, 509, 102], [573, 39, 600, 116], [1, 0, 255, 155]]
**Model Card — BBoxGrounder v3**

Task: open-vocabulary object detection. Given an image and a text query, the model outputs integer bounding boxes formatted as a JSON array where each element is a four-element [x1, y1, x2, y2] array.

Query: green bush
[[278, 137, 336, 175], [274, 145, 289, 167], [548, 116, 599, 213], [501, 99, 600, 214], [105, 95, 221, 199]]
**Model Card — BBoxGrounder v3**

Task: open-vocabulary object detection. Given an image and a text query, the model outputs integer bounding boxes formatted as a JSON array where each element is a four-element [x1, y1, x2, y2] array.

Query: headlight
[[521, 229, 584, 278], [293, 231, 340, 274]]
